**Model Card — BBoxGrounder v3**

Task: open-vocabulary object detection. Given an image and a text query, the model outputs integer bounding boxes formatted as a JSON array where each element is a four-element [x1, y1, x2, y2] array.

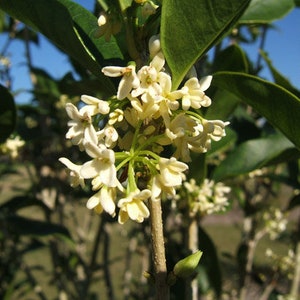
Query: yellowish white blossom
[[59, 157, 85, 188], [118, 189, 151, 224], [80, 95, 110, 116], [102, 65, 140, 100], [65, 103, 97, 149], [86, 185, 117, 216], [108, 108, 124, 125], [263, 207, 287, 240], [184, 178, 231, 216], [180, 76, 212, 110], [80, 142, 117, 187], [0, 135, 25, 159]]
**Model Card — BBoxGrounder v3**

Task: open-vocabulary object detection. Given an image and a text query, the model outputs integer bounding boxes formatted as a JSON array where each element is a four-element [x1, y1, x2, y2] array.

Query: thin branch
[[149, 198, 169, 300]]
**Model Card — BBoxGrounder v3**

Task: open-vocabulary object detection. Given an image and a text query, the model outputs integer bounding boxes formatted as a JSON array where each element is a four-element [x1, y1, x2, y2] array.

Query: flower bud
[[173, 250, 203, 279]]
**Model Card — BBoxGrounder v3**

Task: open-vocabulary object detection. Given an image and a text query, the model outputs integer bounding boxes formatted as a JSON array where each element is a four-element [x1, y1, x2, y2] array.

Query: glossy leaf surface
[[213, 72, 300, 149], [161, 0, 251, 88], [240, 0, 294, 23], [212, 133, 300, 181]]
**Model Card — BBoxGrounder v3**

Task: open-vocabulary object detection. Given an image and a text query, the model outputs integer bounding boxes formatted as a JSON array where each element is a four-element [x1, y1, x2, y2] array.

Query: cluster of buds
[[265, 248, 295, 280], [262, 207, 288, 240], [59, 36, 229, 224], [0, 135, 25, 159], [183, 178, 231, 216]]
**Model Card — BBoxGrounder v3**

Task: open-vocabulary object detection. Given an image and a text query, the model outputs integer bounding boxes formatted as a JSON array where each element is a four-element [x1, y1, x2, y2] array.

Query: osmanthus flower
[[184, 178, 231, 216], [79, 95, 110, 116], [180, 76, 212, 110], [0, 135, 25, 159], [65, 103, 97, 149], [102, 64, 140, 100], [97, 125, 119, 148], [80, 141, 118, 187], [190, 119, 229, 153], [165, 113, 198, 162], [118, 189, 151, 224], [108, 108, 124, 125], [151, 157, 189, 201], [59, 157, 85, 188], [86, 185, 117, 216], [131, 52, 165, 99]]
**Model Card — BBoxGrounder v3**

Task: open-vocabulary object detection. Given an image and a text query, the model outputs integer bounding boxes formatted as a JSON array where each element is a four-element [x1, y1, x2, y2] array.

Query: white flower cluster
[[263, 207, 287, 240], [184, 178, 231, 216], [59, 36, 228, 224], [265, 248, 295, 280], [0, 135, 25, 159]]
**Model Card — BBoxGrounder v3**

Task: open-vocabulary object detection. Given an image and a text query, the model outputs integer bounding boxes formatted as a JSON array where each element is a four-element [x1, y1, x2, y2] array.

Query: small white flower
[[80, 142, 117, 187], [97, 125, 119, 148], [157, 157, 188, 187], [65, 103, 97, 148], [102, 65, 140, 99], [80, 95, 110, 116], [181, 76, 212, 110], [118, 189, 151, 224], [59, 157, 85, 188], [108, 108, 124, 125], [86, 185, 117, 216], [151, 174, 176, 201], [1, 135, 25, 159]]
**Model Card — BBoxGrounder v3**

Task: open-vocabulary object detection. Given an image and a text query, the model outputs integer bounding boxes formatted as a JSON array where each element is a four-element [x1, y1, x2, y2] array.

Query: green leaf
[[2, 215, 71, 238], [260, 50, 300, 98], [212, 133, 300, 181], [197, 226, 222, 297], [160, 0, 251, 88], [212, 44, 249, 73], [206, 44, 249, 120], [0, 84, 16, 143], [0, 0, 121, 94], [0, 196, 47, 213], [212, 72, 300, 149], [240, 0, 295, 24]]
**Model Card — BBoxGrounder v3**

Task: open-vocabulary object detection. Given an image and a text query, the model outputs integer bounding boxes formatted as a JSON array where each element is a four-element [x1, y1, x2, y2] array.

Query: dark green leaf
[[161, 0, 251, 88], [2, 215, 71, 238], [0, 0, 121, 95], [206, 45, 249, 120], [212, 72, 300, 149], [240, 0, 295, 24], [288, 193, 300, 210], [0, 84, 16, 143], [0, 196, 47, 213], [197, 226, 222, 297], [212, 133, 300, 181], [212, 44, 249, 73]]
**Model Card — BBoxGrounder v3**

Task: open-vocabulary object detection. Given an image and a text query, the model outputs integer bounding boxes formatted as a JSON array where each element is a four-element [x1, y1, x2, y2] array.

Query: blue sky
[[1, 2, 299, 104]]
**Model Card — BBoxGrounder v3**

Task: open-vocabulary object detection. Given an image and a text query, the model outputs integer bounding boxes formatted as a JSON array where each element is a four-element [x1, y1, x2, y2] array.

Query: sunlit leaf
[[212, 72, 300, 149], [212, 133, 300, 181], [260, 50, 300, 98], [161, 0, 251, 88], [0, 84, 16, 143], [0, 0, 121, 95], [240, 0, 295, 24]]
